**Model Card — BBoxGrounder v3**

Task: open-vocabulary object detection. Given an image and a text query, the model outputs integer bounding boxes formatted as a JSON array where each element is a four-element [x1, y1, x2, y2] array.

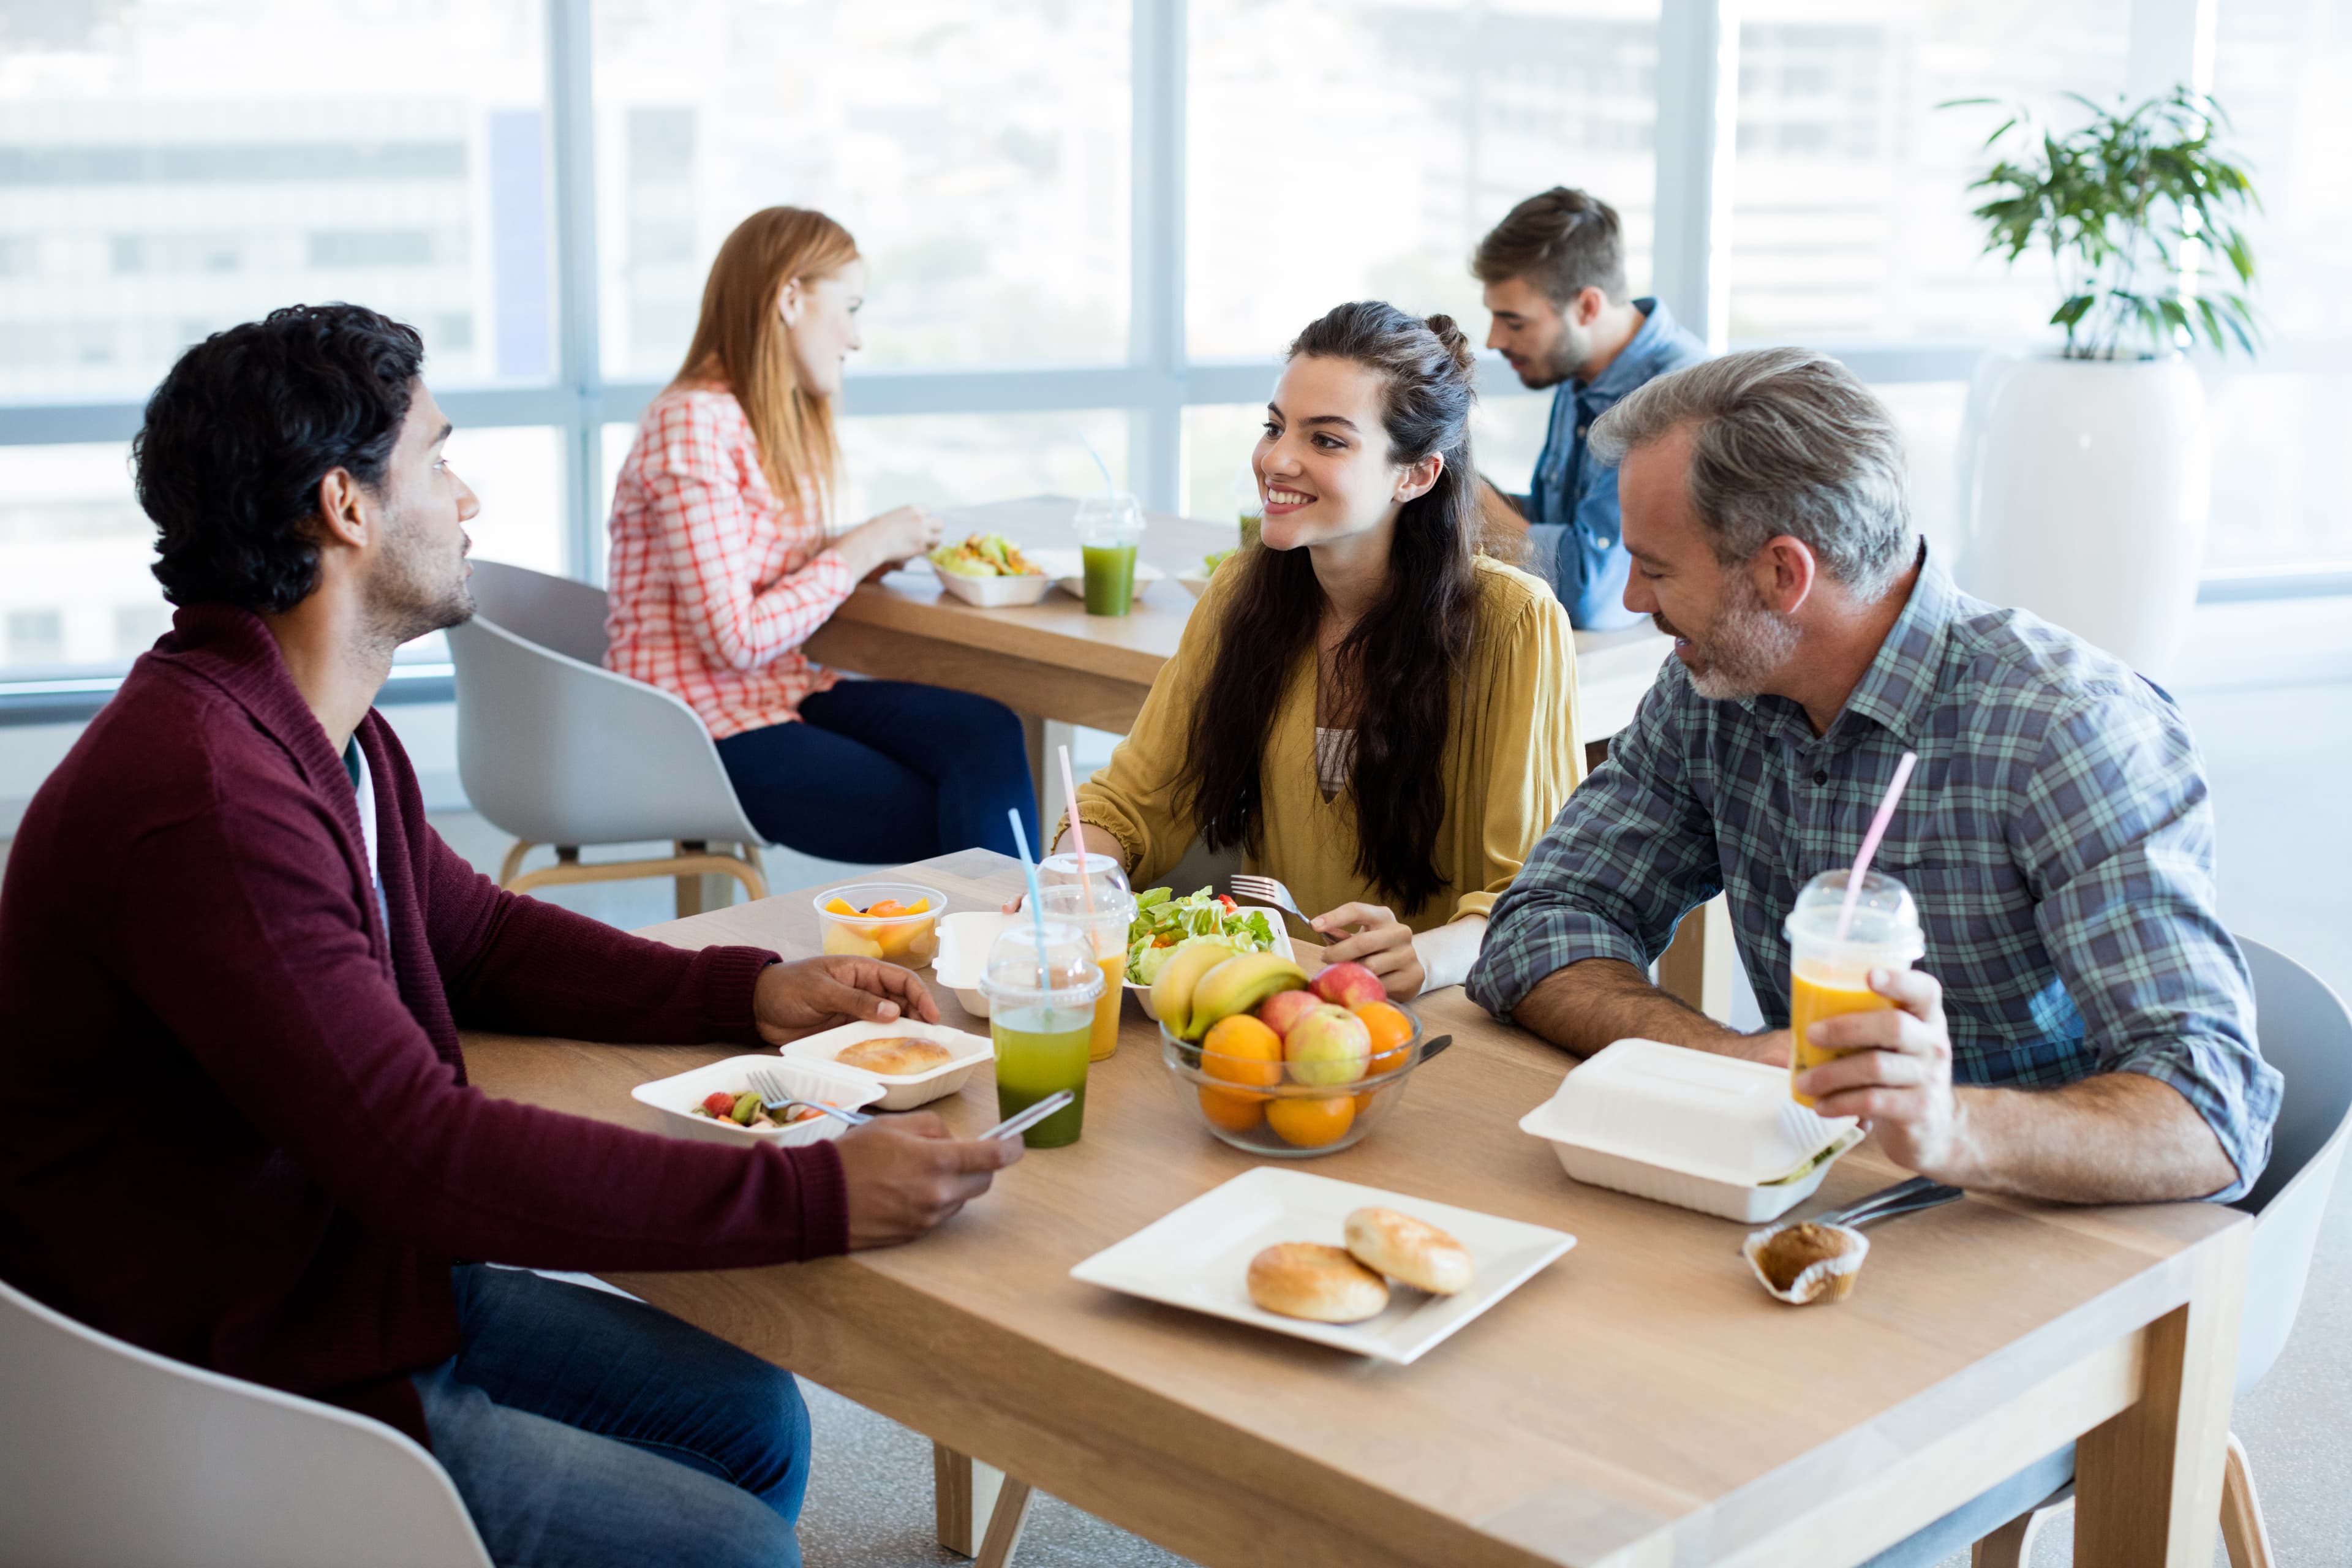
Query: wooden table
[[466, 850, 2248, 1568]]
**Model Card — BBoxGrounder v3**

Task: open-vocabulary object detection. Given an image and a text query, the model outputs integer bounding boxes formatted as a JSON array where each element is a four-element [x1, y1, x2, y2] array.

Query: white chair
[[0, 1275, 492, 1568], [448, 559, 769, 915], [1866, 935, 2352, 1568]]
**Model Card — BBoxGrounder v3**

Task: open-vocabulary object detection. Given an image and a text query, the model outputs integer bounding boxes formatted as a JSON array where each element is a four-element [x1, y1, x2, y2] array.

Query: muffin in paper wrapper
[[1744, 1220, 1870, 1305]]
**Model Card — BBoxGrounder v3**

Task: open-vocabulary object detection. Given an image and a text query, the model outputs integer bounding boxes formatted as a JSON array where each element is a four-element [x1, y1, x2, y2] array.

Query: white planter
[[1956, 352, 2211, 681]]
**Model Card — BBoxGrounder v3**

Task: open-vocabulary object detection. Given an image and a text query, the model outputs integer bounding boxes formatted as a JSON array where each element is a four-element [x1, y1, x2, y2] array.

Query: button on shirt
[[1518, 296, 1709, 631], [1469, 545, 2279, 1199]]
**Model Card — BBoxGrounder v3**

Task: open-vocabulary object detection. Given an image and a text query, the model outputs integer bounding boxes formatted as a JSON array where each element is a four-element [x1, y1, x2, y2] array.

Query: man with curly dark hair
[[0, 303, 1021, 1568]]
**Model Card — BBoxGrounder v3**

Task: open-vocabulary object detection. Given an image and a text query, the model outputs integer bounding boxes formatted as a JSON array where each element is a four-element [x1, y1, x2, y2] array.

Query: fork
[[1808, 1175, 1964, 1230], [748, 1067, 872, 1127], [1228, 873, 1310, 926]]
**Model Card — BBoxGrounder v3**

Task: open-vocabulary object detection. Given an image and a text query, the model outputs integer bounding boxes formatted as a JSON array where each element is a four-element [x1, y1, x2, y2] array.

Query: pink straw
[[1057, 744, 1095, 917], [1834, 750, 1918, 943]]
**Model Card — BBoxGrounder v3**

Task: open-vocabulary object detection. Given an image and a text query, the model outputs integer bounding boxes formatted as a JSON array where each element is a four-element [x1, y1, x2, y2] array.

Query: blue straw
[[1072, 425, 1115, 502], [1007, 809, 1050, 961]]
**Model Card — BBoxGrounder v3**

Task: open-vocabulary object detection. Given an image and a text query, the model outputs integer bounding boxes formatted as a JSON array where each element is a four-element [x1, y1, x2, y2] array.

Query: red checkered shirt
[[604, 387, 852, 740]]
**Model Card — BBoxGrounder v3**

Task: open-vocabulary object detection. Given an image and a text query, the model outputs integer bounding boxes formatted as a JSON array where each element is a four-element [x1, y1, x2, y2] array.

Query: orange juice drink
[[1037, 884, 1135, 1063], [1783, 869, 1924, 1107]]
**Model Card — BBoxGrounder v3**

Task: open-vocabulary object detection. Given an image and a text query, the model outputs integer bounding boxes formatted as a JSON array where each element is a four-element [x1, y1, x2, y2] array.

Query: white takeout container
[[1028, 548, 1164, 603], [1128, 911, 1298, 1021], [776, 1019, 996, 1111], [933, 910, 1019, 1017], [1176, 570, 1213, 600], [929, 564, 1053, 608], [632, 1054, 886, 1147], [1517, 1038, 1863, 1223]]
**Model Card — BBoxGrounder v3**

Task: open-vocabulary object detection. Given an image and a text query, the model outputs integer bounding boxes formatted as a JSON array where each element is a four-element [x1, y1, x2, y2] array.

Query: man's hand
[[1794, 967, 1967, 1178], [753, 956, 940, 1047], [832, 1113, 1023, 1248], [1311, 902, 1424, 999]]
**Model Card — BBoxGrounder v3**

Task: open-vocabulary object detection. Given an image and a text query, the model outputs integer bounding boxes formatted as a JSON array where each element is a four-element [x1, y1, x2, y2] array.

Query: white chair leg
[[974, 1476, 1034, 1568], [2220, 1431, 2276, 1568]]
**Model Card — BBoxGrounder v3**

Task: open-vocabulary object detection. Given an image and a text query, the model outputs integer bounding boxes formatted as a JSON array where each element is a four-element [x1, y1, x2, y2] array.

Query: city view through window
[[2, 0, 2348, 681]]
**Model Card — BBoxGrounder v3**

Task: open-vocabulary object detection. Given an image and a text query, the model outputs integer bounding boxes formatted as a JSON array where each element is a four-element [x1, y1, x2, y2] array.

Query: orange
[[1197, 1085, 1265, 1133], [1352, 1001, 1414, 1072], [1202, 1014, 1283, 1092], [1265, 1093, 1356, 1148], [824, 897, 857, 915], [866, 899, 908, 918], [1351, 1085, 1384, 1117]]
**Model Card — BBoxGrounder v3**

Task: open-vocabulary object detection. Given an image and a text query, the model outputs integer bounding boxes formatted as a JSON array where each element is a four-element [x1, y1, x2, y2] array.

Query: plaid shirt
[[1469, 546, 2279, 1199], [604, 387, 851, 740]]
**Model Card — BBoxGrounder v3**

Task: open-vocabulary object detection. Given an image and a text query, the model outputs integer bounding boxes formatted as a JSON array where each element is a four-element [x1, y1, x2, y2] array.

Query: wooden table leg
[[975, 1476, 1036, 1568], [934, 1441, 1013, 1558], [2073, 1222, 2248, 1566]]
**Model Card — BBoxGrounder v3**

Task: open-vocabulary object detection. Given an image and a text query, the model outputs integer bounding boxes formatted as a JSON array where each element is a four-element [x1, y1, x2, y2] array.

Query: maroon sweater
[[0, 605, 848, 1444]]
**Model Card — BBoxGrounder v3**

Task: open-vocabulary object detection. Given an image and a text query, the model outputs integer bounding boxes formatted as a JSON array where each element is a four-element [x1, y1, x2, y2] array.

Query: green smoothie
[[990, 1003, 1093, 1147], [1080, 542, 1137, 617]]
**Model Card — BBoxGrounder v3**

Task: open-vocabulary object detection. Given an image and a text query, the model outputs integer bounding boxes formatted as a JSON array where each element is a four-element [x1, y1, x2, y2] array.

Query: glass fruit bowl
[[1158, 1000, 1425, 1158], [813, 881, 945, 966]]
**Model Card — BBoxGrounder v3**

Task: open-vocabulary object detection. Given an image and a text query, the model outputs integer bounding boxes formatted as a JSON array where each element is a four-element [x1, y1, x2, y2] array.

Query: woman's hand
[[1308, 902, 1423, 999], [838, 504, 940, 579]]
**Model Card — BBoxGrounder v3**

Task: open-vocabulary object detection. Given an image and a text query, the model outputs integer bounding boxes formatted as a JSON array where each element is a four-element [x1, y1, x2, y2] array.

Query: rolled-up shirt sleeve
[[2016, 690, 2279, 1200], [1469, 668, 1723, 1019]]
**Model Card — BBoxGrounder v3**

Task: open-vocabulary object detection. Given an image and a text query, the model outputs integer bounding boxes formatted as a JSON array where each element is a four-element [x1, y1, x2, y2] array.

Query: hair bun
[[1424, 313, 1476, 377]]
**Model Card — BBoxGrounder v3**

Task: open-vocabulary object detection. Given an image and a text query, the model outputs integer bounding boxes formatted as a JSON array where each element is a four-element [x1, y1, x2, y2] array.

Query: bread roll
[[834, 1036, 953, 1076], [1342, 1207, 1474, 1296], [1245, 1243, 1390, 1323]]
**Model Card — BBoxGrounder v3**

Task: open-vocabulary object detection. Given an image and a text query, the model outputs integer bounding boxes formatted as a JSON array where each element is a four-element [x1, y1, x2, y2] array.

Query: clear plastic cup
[[978, 921, 1105, 1147], [1074, 492, 1145, 617], [1039, 850, 1131, 904], [1035, 882, 1136, 1063], [1784, 870, 1926, 1107]]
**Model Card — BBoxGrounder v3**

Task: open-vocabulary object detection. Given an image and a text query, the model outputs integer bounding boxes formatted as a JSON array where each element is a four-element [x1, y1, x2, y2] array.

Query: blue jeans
[[415, 1265, 810, 1568], [716, 680, 1038, 862]]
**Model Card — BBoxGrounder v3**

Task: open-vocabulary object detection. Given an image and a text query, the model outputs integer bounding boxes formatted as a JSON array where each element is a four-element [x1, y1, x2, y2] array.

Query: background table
[[464, 850, 2247, 1568]]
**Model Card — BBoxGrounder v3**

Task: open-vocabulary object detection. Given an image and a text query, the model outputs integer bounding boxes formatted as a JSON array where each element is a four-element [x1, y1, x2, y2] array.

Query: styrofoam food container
[[1027, 548, 1164, 603], [1128, 911, 1298, 1021], [933, 910, 1019, 1017], [930, 565, 1052, 607], [1176, 570, 1213, 600], [632, 1054, 886, 1147], [776, 1019, 996, 1111], [1517, 1038, 1863, 1223]]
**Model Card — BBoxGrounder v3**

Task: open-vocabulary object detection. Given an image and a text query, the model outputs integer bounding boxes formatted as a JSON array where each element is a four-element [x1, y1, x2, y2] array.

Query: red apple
[[1310, 961, 1385, 1010], [1255, 989, 1321, 1040]]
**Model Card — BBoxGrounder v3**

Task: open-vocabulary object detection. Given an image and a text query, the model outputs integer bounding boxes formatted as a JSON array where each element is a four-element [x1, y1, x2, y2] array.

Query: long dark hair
[[1175, 301, 1481, 915]]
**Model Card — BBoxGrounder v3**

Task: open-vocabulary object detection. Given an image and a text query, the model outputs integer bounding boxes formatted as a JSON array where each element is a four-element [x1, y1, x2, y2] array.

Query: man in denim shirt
[[1475, 187, 1709, 628], [1470, 349, 2277, 1207]]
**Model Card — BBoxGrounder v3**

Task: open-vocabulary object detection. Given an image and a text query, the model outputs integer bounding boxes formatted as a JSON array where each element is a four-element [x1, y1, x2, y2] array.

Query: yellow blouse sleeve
[[1065, 567, 1239, 886], [1451, 583, 1583, 924]]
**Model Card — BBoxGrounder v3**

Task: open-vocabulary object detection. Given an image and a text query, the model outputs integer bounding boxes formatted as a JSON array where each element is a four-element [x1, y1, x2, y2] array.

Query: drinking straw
[[1007, 809, 1050, 961], [1057, 744, 1096, 917], [1072, 425, 1116, 501], [1834, 750, 1919, 943]]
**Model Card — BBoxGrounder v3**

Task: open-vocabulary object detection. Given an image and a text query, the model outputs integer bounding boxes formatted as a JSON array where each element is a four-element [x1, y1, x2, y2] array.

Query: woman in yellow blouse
[[1061, 300, 1583, 998]]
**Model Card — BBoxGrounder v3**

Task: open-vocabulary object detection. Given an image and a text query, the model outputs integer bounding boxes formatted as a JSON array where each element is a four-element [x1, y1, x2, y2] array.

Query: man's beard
[[1658, 574, 1798, 701], [366, 511, 475, 647], [1516, 333, 1586, 390]]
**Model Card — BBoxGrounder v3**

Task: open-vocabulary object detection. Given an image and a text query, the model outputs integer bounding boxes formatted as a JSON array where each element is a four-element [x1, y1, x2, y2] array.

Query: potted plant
[[1950, 87, 2260, 679]]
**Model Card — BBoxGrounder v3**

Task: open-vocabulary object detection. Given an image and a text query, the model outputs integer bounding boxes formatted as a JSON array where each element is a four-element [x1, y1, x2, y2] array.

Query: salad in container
[[926, 532, 1053, 607], [1125, 886, 1295, 1020]]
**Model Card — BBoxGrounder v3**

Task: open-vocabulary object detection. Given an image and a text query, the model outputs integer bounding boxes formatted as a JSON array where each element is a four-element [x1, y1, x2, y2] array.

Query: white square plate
[[1069, 1166, 1575, 1364], [1027, 548, 1166, 603]]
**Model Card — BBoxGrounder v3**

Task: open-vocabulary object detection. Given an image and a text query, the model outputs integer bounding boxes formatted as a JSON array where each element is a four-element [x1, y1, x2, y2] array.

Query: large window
[[2, 0, 2345, 693]]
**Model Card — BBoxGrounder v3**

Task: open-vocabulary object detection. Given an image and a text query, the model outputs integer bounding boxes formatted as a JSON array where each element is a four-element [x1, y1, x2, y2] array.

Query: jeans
[[415, 1265, 810, 1568], [715, 680, 1039, 862]]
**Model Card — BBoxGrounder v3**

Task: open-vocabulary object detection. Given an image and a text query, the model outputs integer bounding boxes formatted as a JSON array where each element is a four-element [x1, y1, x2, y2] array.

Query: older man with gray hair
[[1471, 347, 2277, 1210]]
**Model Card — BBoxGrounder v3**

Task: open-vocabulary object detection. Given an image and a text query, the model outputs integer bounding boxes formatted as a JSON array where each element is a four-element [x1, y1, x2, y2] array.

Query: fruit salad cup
[[813, 881, 945, 966]]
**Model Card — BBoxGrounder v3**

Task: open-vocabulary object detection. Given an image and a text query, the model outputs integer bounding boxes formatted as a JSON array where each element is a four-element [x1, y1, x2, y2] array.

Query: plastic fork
[[1227, 873, 1308, 925], [1809, 1175, 1963, 1230], [748, 1066, 872, 1127]]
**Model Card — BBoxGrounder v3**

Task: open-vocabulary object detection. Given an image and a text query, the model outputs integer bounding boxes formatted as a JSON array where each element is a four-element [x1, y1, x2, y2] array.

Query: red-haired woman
[[605, 206, 1036, 859]]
